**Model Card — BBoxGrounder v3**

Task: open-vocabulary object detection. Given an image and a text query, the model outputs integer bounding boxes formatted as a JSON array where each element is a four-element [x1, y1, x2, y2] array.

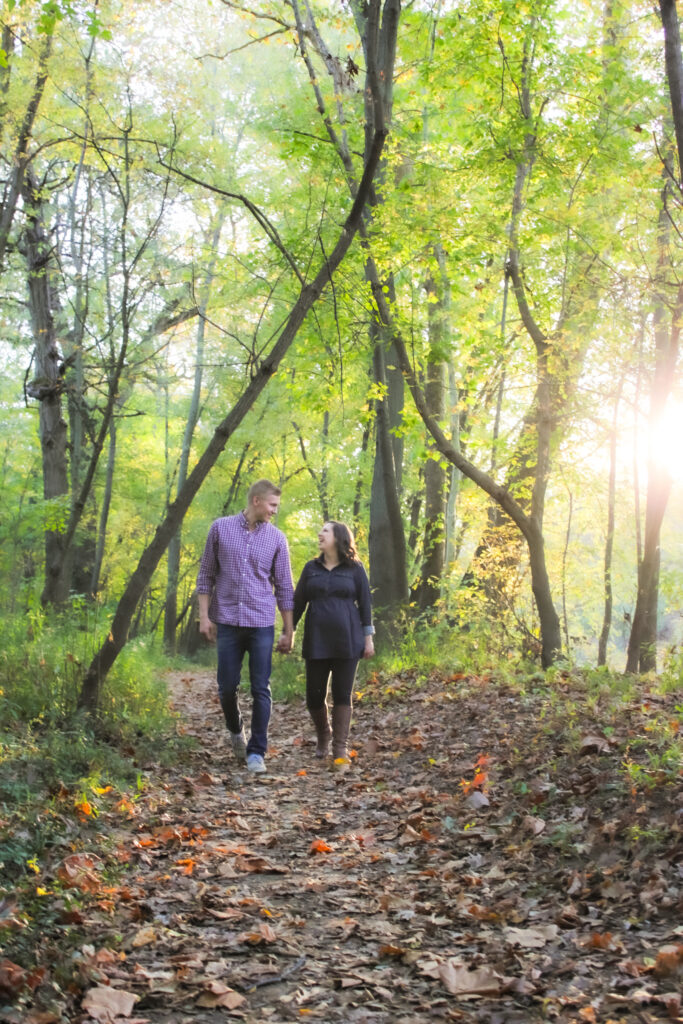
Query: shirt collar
[[239, 510, 262, 532]]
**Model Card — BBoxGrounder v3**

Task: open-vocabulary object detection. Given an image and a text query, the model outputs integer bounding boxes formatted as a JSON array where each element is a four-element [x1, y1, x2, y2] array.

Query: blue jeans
[[216, 624, 274, 757]]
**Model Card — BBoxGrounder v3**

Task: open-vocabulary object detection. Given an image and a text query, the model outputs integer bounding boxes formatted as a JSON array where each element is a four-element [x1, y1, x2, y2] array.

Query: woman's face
[[318, 522, 337, 556]]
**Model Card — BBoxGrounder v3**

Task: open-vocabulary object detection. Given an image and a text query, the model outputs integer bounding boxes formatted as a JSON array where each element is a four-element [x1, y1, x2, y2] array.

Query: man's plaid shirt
[[196, 512, 294, 627]]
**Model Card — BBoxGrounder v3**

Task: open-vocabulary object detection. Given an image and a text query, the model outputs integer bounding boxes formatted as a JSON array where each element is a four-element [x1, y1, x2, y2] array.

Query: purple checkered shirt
[[196, 513, 294, 627]]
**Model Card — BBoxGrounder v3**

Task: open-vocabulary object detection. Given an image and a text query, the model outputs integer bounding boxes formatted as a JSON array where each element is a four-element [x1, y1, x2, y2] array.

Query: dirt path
[[18, 670, 682, 1023]]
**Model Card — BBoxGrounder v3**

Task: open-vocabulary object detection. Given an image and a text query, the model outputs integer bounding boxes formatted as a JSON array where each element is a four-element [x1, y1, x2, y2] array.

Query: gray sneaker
[[229, 728, 247, 764], [246, 753, 266, 774]]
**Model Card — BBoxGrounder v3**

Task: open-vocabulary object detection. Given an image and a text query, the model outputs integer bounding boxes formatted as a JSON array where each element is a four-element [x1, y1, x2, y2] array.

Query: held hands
[[363, 636, 375, 659], [276, 631, 294, 654]]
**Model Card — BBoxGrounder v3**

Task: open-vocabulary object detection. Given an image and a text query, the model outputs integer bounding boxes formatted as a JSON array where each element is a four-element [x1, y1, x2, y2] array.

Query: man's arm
[[276, 608, 294, 653], [197, 592, 216, 643], [273, 534, 295, 653]]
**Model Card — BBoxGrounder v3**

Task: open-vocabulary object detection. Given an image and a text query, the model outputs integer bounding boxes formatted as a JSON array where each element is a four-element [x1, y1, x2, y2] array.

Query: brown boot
[[309, 705, 332, 758], [331, 704, 352, 760]]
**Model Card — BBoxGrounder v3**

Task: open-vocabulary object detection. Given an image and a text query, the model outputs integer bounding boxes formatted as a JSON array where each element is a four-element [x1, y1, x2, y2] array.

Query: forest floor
[[2, 667, 682, 1024]]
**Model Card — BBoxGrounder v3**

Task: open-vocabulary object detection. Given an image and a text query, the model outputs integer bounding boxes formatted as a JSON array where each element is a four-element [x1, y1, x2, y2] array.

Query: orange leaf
[[652, 943, 683, 977], [297, 769, 307, 776], [589, 932, 613, 949], [379, 944, 406, 957], [176, 858, 195, 875], [310, 838, 332, 854]]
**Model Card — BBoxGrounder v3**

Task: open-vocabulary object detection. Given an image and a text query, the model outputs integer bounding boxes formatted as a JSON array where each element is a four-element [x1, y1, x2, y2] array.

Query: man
[[197, 479, 294, 774]]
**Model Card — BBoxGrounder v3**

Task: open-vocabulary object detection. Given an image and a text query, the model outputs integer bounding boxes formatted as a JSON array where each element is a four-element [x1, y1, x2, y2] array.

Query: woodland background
[[1, 4, 683, 1020], [1, 0, 682, 712]]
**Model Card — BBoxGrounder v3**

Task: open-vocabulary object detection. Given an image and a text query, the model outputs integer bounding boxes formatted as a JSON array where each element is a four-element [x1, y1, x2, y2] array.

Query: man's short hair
[[247, 479, 282, 503]]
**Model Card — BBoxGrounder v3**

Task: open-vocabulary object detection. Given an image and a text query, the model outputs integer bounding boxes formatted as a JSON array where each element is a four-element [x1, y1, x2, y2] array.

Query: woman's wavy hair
[[329, 520, 359, 566]]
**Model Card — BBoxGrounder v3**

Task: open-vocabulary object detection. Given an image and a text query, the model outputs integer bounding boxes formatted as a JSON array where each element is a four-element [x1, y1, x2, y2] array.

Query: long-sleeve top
[[293, 557, 374, 659], [196, 513, 294, 628]]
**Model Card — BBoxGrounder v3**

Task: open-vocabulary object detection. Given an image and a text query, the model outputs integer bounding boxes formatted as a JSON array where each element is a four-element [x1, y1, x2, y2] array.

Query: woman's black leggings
[[305, 657, 359, 710]]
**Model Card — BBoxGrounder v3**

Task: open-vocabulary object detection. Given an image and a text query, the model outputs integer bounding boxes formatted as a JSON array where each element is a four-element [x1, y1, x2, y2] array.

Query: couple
[[196, 479, 374, 774]]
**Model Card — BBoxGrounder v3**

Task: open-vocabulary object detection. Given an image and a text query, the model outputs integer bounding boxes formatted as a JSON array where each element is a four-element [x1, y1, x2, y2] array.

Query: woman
[[293, 521, 374, 760]]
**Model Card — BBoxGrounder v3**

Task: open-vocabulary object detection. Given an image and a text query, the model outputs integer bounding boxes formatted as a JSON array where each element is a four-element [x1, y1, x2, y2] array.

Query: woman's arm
[[292, 562, 311, 630], [354, 563, 374, 633]]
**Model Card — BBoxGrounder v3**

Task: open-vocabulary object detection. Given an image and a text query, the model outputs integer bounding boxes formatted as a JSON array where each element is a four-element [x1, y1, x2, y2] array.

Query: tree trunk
[[21, 169, 70, 606], [0, 36, 52, 270], [626, 0, 683, 672], [369, 328, 409, 617], [598, 381, 623, 666], [416, 355, 446, 612], [90, 417, 117, 596]]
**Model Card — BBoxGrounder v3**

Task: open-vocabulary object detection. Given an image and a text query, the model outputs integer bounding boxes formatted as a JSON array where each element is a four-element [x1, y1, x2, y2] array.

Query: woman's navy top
[[293, 557, 373, 659]]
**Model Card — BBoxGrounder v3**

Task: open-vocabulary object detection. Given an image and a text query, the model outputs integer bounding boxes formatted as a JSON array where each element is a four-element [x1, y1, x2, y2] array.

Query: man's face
[[253, 493, 281, 522]]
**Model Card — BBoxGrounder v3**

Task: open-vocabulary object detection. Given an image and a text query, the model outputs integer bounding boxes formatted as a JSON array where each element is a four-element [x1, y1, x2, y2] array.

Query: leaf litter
[[1, 669, 681, 1023]]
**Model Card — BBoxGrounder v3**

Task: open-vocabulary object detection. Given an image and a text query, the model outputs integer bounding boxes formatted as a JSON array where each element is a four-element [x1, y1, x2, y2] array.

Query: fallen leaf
[[310, 838, 332, 854], [81, 985, 138, 1020], [131, 926, 158, 948], [438, 960, 502, 996], [56, 853, 103, 892], [503, 924, 559, 948], [465, 790, 490, 810], [522, 814, 546, 835]]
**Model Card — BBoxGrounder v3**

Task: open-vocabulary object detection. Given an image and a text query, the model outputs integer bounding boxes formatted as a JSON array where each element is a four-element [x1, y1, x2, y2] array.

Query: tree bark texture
[[22, 170, 70, 606], [626, 0, 683, 672]]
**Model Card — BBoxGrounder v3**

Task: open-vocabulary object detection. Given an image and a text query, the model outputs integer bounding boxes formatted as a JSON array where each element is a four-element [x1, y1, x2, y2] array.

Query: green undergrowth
[[0, 607, 192, 892]]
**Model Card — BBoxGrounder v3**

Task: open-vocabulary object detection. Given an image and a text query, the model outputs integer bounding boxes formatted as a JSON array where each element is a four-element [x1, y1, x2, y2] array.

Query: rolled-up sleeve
[[196, 522, 218, 594], [272, 536, 295, 613]]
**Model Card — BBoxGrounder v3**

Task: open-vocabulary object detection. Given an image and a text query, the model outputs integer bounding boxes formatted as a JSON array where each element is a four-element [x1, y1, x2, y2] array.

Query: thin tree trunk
[[21, 169, 70, 605], [369, 330, 409, 617], [352, 420, 371, 535], [598, 380, 623, 666], [0, 36, 52, 270], [90, 418, 117, 596]]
